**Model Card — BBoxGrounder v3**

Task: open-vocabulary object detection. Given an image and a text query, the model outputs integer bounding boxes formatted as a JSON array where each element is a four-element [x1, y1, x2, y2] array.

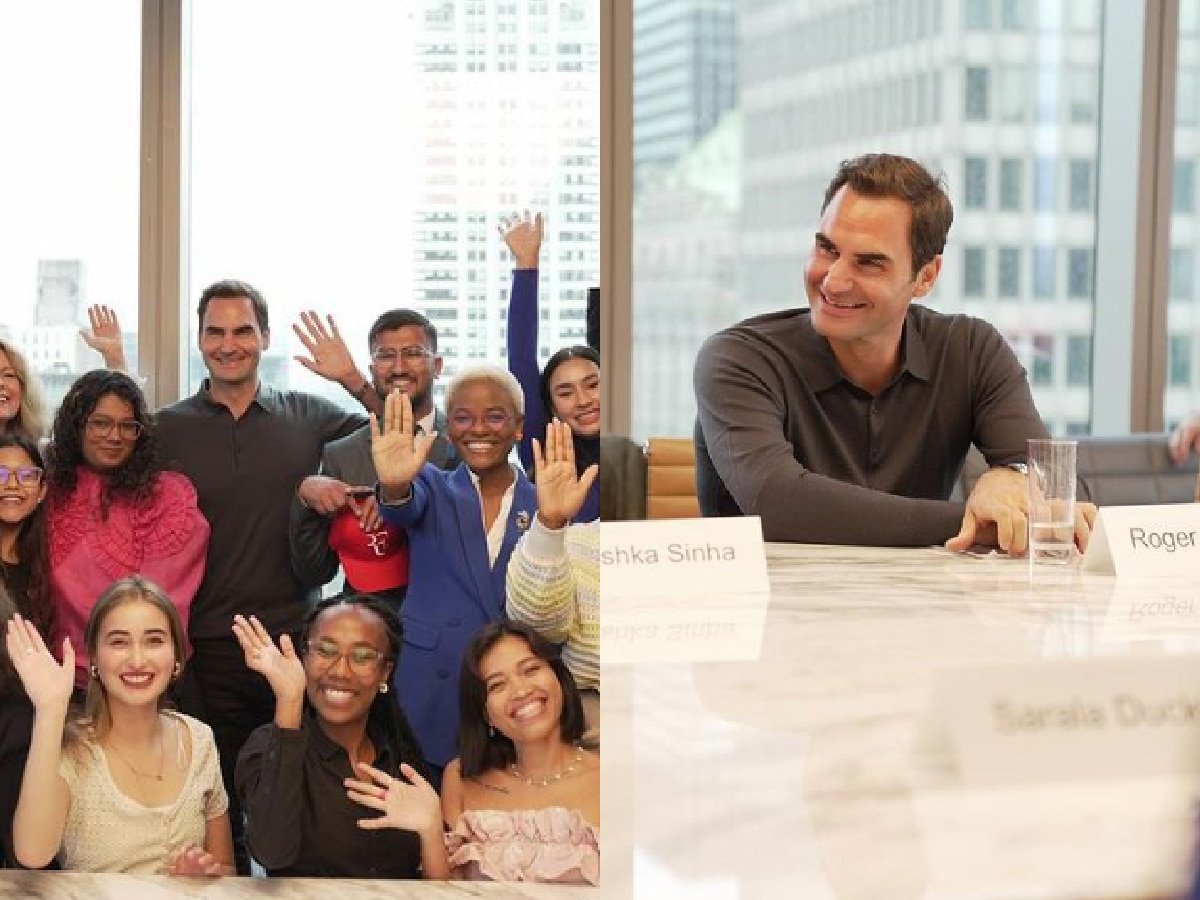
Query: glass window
[[1000, 0, 1027, 30], [1032, 334, 1054, 386], [1170, 334, 1193, 387], [1174, 159, 1196, 214], [997, 246, 1021, 298], [999, 66, 1028, 122], [964, 157, 988, 208], [963, 246, 987, 297], [1171, 246, 1195, 301], [1068, 67, 1099, 123], [1069, 159, 1093, 212], [1177, 67, 1198, 127], [999, 158, 1023, 209], [0, 4, 142, 419], [186, 1, 599, 402], [1032, 244, 1056, 298], [1066, 334, 1091, 385], [1034, 156, 1058, 212], [965, 0, 992, 30], [1034, 72, 1058, 123], [965, 66, 991, 121], [1068, 247, 1095, 298]]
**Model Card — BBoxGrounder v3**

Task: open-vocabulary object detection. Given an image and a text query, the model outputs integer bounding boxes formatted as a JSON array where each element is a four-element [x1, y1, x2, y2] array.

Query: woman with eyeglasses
[[0, 434, 55, 867], [371, 366, 537, 786], [233, 596, 448, 878], [45, 371, 210, 689]]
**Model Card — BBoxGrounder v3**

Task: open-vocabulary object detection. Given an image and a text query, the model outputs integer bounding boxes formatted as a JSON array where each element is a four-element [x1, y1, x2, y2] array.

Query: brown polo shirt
[[694, 304, 1049, 546]]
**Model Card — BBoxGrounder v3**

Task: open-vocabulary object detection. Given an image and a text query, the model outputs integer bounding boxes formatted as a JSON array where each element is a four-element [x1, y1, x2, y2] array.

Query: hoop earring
[[378, 682, 389, 694], [89, 665, 98, 679]]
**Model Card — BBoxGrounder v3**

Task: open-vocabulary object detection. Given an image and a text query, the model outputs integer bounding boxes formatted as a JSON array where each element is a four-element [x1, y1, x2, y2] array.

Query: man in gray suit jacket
[[290, 309, 460, 601]]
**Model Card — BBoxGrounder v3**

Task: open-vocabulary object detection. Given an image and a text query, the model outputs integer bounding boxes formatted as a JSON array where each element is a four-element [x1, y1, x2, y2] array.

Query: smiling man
[[156, 279, 365, 873], [694, 153, 1095, 552]]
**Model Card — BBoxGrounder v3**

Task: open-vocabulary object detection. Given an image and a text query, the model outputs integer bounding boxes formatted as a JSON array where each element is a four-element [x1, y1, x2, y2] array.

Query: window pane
[[999, 65, 1028, 122], [186, 1, 599, 401], [1034, 156, 1058, 212], [1175, 159, 1196, 214], [1066, 334, 1091, 385], [965, 0, 992, 30], [1169, 5, 1200, 423], [1069, 159, 1093, 212], [999, 158, 1023, 209], [964, 157, 988, 208], [965, 66, 990, 121], [1068, 247, 1095, 299], [0, 4, 142, 423], [1171, 247, 1195, 301], [997, 246, 1021, 298], [1170, 335, 1193, 388], [1032, 244, 1056, 298], [964, 246, 987, 297]]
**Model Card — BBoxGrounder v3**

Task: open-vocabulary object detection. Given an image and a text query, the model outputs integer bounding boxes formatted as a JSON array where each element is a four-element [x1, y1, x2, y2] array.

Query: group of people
[[0, 214, 600, 884]]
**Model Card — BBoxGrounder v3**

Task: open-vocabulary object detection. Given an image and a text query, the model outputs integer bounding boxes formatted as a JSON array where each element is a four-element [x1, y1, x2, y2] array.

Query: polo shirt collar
[[799, 306, 931, 391], [196, 379, 283, 414]]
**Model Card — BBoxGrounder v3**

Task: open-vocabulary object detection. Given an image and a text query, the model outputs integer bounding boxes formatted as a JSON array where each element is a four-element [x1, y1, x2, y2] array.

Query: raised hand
[[345, 761, 442, 836], [370, 389, 436, 498], [165, 844, 229, 877], [499, 210, 543, 269], [79, 304, 127, 370], [533, 419, 598, 530], [231, 615, 306, 706], [5, 615, 74, 713], [292, 311, 362, 387]]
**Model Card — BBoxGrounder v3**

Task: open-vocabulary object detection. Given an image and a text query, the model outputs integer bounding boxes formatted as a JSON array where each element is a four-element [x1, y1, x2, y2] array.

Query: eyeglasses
[[0, 466, 43, 487], [450, 410, 514, 431], [371, 346, 433, 364], [85, 417, 143, 441], [305, 639, 387, 674]]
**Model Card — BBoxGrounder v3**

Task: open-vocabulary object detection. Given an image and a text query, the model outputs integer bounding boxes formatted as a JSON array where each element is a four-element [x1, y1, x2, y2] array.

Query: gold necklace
[[509, 745, 584, 788], [104, 721, 166, 782]]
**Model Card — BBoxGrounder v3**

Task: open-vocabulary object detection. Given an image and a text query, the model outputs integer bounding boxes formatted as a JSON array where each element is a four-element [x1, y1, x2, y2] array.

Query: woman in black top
[[0, 434, 53, 868], [233, 594, 447, 878]]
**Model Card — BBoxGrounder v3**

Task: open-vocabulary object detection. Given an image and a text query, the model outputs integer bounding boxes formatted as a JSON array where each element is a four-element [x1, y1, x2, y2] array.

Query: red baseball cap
[[328, 508, 410, 593]]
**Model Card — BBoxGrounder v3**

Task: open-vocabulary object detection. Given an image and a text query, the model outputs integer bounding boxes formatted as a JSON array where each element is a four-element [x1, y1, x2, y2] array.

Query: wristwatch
[[1005, 462, 1029, 475]]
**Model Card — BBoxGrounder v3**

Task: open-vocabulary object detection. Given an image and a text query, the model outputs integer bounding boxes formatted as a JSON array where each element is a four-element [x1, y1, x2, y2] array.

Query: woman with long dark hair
[[233, 594, 448, 878], [45, 370, 209, 689]]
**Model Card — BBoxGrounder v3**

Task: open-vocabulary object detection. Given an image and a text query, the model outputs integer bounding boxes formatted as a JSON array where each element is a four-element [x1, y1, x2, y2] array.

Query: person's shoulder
[[909, 303, 1003, 337], [156, 391, 205, 420], [154, 469, 199, 499], [324, 422, 372, 454]]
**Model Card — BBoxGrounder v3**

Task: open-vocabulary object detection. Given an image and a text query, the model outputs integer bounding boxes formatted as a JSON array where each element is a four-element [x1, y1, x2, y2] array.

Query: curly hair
[[46, 370, 160, 512], [457, 620, 586, 778], [302, 594, 427, 776], [0, 434, 53, 698], [0, 338, 48, 441]]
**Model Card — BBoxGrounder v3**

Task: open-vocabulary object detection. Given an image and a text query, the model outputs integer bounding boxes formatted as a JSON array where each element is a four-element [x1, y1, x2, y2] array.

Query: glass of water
[[1027, 439, 1078, 567]]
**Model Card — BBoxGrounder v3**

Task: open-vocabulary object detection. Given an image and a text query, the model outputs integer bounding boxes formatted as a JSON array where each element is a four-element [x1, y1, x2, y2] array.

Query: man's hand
[[79, 304, 127, 370], [1169, 412, 1200, 465], [292, 311, 364, 390], [370, 389, 436, 500], [499, 210, 543, 269], [297, 475, 351, 516], [945, 467, 1030, 555]]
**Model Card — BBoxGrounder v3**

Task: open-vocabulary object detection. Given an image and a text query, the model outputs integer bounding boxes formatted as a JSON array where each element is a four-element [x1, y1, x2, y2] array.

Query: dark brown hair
[[822, 153, 953, 274], [197, 279, 269, 334], [0, 434, 53, 669], [456, 621, 585, 778]]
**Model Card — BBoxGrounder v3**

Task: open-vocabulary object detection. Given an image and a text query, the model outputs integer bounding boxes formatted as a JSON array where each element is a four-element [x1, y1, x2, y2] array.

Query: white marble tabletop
[[601, 541, 1200, 899], [0, 871, 594, 898]]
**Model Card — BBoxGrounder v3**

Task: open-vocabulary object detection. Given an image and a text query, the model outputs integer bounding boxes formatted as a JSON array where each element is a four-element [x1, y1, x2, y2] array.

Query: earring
[[379, 682, 389, 694], [488, 724, 495, 738], [89, 665, 98, 679], [173, 662, 181, 677]]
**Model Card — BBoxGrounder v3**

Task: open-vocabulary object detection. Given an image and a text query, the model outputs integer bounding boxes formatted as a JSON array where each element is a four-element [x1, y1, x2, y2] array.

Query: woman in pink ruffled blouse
[[45, 371, 209, 689], [347, 620, 599, 884]]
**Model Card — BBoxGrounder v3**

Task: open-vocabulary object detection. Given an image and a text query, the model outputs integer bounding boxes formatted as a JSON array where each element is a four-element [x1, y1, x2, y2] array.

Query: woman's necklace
[[509, 745, 584, 788], [105, 719, 166, 782]]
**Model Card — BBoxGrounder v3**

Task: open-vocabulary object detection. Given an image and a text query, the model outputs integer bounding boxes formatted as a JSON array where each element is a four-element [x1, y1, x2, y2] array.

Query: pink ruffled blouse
[[445, 807, 599, 885], [48, 467, 210, 686]]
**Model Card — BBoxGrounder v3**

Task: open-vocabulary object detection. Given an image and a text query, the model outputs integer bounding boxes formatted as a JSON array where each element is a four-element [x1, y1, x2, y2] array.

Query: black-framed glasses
[[371, 346, 433, 364], [0, 466, 43, 487], [85, 417, 143, 441], [305, 639, 387, 674]]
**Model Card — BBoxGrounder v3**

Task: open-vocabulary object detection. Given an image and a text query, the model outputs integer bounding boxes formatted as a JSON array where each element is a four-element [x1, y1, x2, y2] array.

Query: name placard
[[923, 655, 1200, 785], [601, 516, 769, 600], [602, 593, 770, 665], [1081, 503, 1200, 577], [1100, 582, 1200, 643]]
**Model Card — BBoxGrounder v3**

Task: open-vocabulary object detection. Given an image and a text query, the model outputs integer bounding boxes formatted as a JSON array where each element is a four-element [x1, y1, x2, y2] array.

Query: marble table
[[0, 872, 594, 898], [601, 541, 1200, 899]]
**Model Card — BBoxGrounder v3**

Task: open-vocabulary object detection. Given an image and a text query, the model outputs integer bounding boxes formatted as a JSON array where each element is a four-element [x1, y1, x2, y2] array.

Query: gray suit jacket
[[288, 409, 459, 590]]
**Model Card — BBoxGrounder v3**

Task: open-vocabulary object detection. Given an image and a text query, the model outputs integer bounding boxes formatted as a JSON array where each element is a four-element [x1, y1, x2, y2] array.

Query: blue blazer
[[378, 463, 537, 768]]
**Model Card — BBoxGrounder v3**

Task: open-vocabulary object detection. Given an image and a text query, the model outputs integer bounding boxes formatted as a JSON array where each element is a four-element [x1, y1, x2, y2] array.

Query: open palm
[[231, 615, 305, 703], [346, 761, 441, 835], [370, 389, 435, 493], [5, 615, 74, 712], [534, 420, 598, 530], [500, 210, 543, 268]]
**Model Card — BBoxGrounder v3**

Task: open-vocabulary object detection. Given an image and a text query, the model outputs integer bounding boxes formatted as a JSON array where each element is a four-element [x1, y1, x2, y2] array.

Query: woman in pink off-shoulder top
[[347, 620, 598, 884], [45, 371, 209, 688]]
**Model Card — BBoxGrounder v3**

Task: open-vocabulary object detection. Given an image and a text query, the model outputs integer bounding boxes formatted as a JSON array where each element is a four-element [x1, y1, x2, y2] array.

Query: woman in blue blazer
[[372, 366, 536, 784]]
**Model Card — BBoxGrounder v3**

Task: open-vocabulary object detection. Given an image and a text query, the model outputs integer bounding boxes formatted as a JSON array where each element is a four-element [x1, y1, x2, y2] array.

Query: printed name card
[[1081, 503, 1200, 577], [925, 655, 1200, 786], [601, 516, 769, 600]]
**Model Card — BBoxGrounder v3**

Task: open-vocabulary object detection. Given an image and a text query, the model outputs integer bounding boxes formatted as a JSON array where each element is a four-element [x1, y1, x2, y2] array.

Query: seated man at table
[[694, 152, 1095, 553]]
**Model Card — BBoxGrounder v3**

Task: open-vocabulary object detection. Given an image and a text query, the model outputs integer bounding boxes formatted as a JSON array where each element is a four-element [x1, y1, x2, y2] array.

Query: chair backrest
[[645, 437, 701, 519], [600, 435, 647, 521], [956, 434, 1200, 506]]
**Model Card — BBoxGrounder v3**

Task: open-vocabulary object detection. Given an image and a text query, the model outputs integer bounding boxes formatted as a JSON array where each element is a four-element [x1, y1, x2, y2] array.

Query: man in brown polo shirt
[[694, 153, 1096, 552]]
